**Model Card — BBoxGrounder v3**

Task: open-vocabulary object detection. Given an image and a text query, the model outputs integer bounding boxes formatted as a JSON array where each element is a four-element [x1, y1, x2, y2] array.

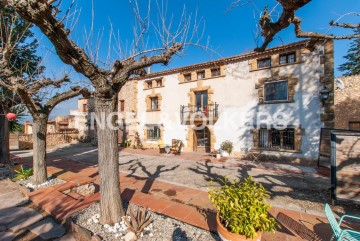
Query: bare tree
[[0, 3, 90, 183], [6, 0, 202, 224], [229, 0, 360, 51]]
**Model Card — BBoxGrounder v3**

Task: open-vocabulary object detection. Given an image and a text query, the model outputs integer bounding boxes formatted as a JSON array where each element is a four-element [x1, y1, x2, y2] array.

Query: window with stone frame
[[156, 79, 163, 87], [150, 97, 159, 110], [197, 70, 205, 79], [264, 80, 288, 102], [257, 58, 271, 69], [184, 73, 192, 82], [147, 125, 161, 140], [279, 52, 296, 65], [259, 128, 295, 150], [146, 80, 153, 89], [120, 100, 125, 112], [211, 68, 221, 77]]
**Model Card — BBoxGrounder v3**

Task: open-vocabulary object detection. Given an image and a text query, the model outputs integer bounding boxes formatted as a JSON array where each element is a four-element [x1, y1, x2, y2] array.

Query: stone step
[[0, 192, 28, 210], [7, 211, 44, 232], [28, 217, 65, 240], [0, 231, 16, 241], [0, 207, 36, 226]]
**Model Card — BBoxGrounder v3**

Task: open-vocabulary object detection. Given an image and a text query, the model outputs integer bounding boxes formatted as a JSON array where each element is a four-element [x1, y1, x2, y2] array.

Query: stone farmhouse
[[118, 40, 335, 161]]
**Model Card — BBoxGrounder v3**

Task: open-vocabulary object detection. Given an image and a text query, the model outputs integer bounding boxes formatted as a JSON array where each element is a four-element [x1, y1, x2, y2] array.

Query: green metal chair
[[325, 204, 360, 241]]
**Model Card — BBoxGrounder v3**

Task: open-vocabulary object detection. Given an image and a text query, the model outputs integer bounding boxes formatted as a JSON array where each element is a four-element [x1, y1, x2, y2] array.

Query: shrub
[[220, 140, 233, 153], [208, 177, 278, 239], [12, 166, 33, 181]]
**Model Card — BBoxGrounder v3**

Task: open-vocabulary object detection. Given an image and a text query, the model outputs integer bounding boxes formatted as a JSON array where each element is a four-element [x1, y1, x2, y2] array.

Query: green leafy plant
[[125, 206, 153, 237], [208, 177, 278, 239], [12, 166, 33, 181], [220, 140, 233, 153], [124, 139, 132, 148]]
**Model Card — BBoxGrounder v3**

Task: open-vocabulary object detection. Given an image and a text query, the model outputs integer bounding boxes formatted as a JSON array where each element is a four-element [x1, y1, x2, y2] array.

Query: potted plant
[[220, 140, 233, 157], [208, 177, 277, 241]]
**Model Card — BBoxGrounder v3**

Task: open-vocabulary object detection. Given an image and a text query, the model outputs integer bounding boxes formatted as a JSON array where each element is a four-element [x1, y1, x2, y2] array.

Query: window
[[156, 79, 162, 87], [259, 128, 295, 150], [279, 52, 296, 65], [147, 126, 161, 140], [257, 58, 271, 68], [211, 68, 221, 77], [197, 71, 205, 79], [195, 91, 208, 108], [150, 97, 159, 110], [146, 81, 152, 89], [184, 73, 192, 82], [120, 100, 125, 112], [264, 80, 288, 102], [82, 104, 87, 112], [349, 122, 360, 131]]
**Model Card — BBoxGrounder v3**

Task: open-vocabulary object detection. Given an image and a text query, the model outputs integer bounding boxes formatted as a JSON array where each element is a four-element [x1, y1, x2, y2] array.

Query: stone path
[[0, 179, 69, 241]]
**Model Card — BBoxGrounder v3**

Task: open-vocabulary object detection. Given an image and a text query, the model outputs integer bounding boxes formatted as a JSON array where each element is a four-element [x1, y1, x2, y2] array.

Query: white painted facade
[[134, 41, 332, 160]]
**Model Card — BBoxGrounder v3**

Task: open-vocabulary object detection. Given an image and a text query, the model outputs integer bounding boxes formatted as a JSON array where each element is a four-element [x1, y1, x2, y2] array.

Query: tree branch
[[30, 75, 70, 92], [7, 0, 105, 87], [256, 0, 360, 51], [46, 86, 90, 110]]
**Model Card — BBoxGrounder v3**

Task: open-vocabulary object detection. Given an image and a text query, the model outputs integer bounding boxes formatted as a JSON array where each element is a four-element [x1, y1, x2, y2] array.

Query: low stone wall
[[19, 133, 78, 149]]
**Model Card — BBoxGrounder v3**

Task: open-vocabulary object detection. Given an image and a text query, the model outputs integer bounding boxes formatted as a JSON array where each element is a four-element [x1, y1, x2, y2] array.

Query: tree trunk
[[95, 95, 124, 225], [32, 116, 48, 184], [0, 108, 10, 164]]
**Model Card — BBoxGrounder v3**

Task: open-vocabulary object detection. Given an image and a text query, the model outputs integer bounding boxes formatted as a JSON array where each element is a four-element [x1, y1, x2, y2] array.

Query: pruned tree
[[6, 0, 203, 224], [0, 1, 43, 164], [338, 28, 360, 76], [0, 2, 90, 183], [229, 0, 360, 51]]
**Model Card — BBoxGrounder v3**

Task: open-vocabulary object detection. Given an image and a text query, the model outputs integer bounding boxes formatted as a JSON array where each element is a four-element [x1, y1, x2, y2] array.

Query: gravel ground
[[17, 176, 66, 191], [72, 202, 220, 241]]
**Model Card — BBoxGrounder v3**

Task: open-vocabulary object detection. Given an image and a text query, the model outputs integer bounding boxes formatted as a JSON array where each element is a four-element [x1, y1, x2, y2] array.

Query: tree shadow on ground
[[187, 160, 247, 186], [126, 160, 180, 193]]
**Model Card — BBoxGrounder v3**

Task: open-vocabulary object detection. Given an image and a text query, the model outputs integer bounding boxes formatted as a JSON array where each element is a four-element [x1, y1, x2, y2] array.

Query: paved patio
[[13, 143, 333, 215], [10, 143, 360, 240]]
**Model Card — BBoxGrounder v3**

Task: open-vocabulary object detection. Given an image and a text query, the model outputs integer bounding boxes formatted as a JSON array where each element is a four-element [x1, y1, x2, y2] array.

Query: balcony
[[180, 103, 219, 125]]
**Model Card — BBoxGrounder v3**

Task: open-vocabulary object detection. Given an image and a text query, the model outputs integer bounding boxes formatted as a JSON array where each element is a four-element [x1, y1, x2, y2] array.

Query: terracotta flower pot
[[216, 214, 262, 241]]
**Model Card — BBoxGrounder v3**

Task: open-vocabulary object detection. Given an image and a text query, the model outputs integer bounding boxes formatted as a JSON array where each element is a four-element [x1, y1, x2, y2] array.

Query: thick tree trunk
[[32, 116, 48, 184], [0, 108, 10, 164], [95, 95, 124, 225]]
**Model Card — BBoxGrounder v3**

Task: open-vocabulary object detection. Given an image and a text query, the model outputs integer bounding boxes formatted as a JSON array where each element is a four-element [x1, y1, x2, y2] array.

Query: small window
[[197, 71, 205, 79], [211, 68, 221, 77], [264, 80, 288, 102], [257, 58, 271, 68], [150, 97, 159, 110], [82, 104, 87, 112], [146, 81, 153, 89], [147, 126, 161, 140], [156, 79, 162, 87], [349, 122, 360, 131], [184, 73, 192, 82], [259, 128, 295, 150], [120, 100, 125, 112], [279, 52, 296, 65]]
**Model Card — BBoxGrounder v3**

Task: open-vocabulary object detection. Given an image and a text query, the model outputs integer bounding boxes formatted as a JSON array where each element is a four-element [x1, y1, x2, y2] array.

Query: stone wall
[[118, 80, 138, 144], [19, 133, 78, 149], [335, 75, 360, 130]]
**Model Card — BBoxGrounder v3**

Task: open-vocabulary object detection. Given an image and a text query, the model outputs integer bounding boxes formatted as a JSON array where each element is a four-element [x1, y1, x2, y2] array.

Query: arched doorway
[[193, 125, 211, 153]]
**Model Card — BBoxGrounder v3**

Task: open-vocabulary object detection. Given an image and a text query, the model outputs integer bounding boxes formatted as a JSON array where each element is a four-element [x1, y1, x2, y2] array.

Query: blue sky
[[29, 0, 360, 119]]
